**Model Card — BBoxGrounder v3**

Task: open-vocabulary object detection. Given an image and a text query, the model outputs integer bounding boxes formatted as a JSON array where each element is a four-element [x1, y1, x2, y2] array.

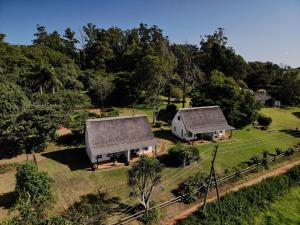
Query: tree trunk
[[52, 86, 55, 95], [182, 76, 186, 108], [167, 85, 171, 105], [152, 107, 156, 124], [40, 86, 43, 94]]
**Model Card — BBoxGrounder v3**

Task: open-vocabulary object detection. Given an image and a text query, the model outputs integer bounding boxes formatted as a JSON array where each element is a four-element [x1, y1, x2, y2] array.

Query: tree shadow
[[153, 129, 181, 144], [0, 191, 15, 210], [0, 141, 20, 160], [42, 148, 91, 171], [279, 129, 300, 138], [292, 112, 300, 119], [156, 154, 179, 168]]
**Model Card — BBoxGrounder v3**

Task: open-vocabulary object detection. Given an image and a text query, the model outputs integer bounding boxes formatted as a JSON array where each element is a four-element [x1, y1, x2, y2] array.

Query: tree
[[0, 82, 29, 132], [135, 54, 176, 123], [12, 162, 55, 224], [191, 70, 260, 127], [199, 28, 248, 80], [168, 144, 201, 167], [4, 105, 62, 157], [128, 156, 162, 213], [171, 44, 204, 107], [63, 28, 79, 60], [271, 70, 300, 105]]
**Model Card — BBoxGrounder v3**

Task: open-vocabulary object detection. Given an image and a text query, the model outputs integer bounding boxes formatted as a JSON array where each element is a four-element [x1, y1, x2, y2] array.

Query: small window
[[107, 153, 110, 157], [97, 155, 102, 159], [143, 147, 148, 150], [178, 116, 180, 121], [174, 126, 176, 131], [181, 130, 183, 137]]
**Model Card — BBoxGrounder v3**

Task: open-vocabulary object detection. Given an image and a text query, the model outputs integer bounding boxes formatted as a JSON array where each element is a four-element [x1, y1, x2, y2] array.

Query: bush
[[139, 207, 161, 225], [176, 173, 207, 203], [106, 108, 119, 117], [168, 144, 201, 167], [284, 148, 295, 156], [154, 121, 163, 128], [257, 114, 272, 128], [275, 148, 282, 155]]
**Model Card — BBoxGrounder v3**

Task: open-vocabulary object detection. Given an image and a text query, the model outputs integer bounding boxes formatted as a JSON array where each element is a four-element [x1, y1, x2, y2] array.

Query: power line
[[105, 133, 300, 224], [88, 130, 300, 224]]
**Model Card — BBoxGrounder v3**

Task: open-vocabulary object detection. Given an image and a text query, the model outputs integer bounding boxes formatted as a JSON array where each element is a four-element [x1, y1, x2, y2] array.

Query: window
[[107, 153, 110, 157], [181, 130, 183, 137], [177, 116, 180, 121], [143, 147, 148, 150], [97, 155, 102, 159], [174, 126, 176, 131]]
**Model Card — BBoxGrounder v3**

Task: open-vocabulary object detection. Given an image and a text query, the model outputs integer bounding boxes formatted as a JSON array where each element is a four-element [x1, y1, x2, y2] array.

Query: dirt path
[[164, 159, 300, 225]]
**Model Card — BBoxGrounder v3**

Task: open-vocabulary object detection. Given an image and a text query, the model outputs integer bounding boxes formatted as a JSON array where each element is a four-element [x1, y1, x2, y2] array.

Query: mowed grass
[[0, 107, 299, 222], [253, 186, 300, 225]]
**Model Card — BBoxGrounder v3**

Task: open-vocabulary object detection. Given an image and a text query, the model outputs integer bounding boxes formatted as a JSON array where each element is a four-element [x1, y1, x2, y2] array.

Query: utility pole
[[202, 144, 224, 225]]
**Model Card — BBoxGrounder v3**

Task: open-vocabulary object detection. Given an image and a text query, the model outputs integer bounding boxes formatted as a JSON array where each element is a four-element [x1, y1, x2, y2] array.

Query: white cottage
[[85, 115, 158, 165], [171, 106, 234, 141]]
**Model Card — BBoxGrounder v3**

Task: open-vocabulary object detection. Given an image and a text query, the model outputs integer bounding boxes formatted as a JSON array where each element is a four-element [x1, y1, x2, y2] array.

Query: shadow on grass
[[42, 148, 91, 171], [153, 129, 180, 144], [292, 112, 300, 119], [279, 129, 300, 138], [0, 191, 15, 210], [0, 141, 20, 160]]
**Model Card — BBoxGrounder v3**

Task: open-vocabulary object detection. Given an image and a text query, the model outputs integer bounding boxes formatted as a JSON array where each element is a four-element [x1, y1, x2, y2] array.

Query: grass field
[[254, 186, 300, 225], [0, 106, 299, 222]]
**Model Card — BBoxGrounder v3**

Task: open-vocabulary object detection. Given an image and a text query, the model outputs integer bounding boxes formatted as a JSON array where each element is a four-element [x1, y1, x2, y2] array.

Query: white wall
[[171, 111, 193, 141]]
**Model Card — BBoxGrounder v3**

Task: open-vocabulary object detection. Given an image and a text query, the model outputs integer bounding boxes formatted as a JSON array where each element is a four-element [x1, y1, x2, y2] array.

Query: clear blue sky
[[0, 0, 299, 67]]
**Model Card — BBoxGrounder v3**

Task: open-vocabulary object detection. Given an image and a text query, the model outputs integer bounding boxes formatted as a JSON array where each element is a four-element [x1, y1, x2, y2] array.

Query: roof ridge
[[86, 115, 147, 122], [179, 106, 219, 111]]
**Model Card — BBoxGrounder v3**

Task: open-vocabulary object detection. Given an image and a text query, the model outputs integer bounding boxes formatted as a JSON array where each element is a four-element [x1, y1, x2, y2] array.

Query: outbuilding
[[171, 106, 234, 141], [85, 115, 158, 165]]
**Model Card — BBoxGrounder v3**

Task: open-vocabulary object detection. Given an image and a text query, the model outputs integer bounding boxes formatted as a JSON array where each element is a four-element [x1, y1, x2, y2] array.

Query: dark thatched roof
[[179, 106, 234, 134], [85, 115, 158, 156]]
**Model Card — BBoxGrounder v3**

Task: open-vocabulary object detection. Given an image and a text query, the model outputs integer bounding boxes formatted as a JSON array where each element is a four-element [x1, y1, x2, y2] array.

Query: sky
[[0, 0, 299, 68]]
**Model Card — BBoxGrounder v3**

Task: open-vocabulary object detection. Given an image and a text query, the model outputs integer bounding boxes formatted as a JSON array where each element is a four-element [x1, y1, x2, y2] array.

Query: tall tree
[[191, 70, 260, 127], [171, 44, 204, 107], [63, 28, 79, 60], [128, 156, 162, 214], [4, 105, 62, 157], [199, 28, 248, 80]]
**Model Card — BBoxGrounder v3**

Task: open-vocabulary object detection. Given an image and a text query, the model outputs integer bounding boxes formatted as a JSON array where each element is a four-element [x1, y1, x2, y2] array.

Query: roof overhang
[[90, 139, 159, 157]]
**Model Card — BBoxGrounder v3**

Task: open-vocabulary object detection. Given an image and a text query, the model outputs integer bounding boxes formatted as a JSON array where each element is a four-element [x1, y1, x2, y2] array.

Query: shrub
[[262, 150, 269, 158], [176, 172, 207, 203], [139, 207, 161, 225], [154, 121, 163, 128], [168, 144, 201, 167], [106, 108, 119, 117], [275, 148, 282, 155], [257, 114, 272, 128], [285, 148, 295, 156], [250, 155, 261, 165]]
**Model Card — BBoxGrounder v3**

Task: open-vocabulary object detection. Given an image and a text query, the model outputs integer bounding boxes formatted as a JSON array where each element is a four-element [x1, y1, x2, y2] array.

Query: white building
[[85, 115, 158, 165], [171, 106, 234, 141]]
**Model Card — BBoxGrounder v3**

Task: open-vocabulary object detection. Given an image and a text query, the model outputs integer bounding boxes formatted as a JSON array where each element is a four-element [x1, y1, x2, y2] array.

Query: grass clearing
[[0, 107, 299, 222]]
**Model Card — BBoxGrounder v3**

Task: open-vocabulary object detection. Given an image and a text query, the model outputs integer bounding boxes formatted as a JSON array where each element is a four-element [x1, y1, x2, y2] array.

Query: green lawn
[[0, 107, 299, 222], [254, 186, 300, 225]]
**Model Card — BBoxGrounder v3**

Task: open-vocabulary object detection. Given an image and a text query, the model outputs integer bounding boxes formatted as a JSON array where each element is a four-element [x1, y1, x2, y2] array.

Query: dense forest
[[0, 23, 299, 157]]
